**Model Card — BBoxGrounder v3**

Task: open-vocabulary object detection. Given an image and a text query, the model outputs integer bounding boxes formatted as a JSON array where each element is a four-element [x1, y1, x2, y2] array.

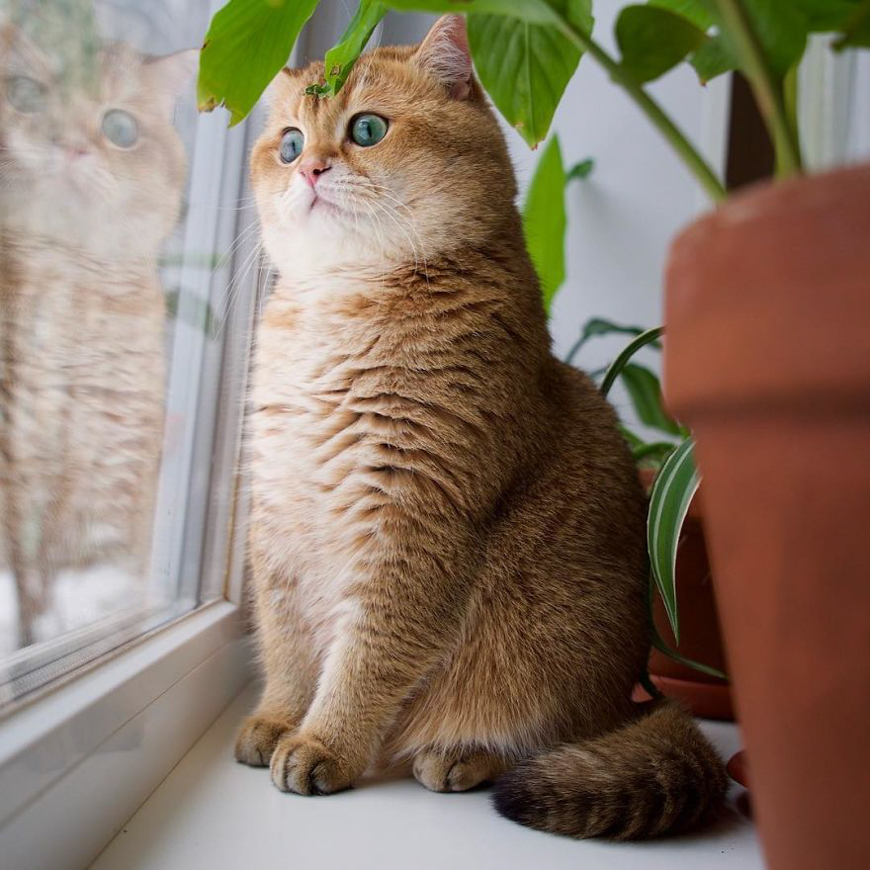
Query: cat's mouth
[[307, 192, 343, 218]]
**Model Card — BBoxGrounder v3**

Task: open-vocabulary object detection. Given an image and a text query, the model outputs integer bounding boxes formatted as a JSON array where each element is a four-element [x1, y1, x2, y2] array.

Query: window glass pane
[[0, 0, 255, 704]]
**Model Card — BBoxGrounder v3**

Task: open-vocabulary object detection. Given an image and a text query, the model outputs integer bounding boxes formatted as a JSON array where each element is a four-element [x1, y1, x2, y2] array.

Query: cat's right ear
[[414, 14, 473, 100]]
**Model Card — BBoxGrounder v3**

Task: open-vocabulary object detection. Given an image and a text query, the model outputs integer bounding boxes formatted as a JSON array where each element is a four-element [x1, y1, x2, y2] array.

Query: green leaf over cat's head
[[323, 1, 387, 96], [198, 0, 319, 125]]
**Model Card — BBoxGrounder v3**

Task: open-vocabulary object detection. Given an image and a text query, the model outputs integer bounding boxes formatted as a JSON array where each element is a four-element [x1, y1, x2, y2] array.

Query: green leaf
[[647, 437, 700, 642], [650, 609, 728, 678], [198, 0, 319, 125], [616, 5, 707, 84], [633, 440, 678, 464], [620, 363, 683, 436], [620, 425, 646, 450], [690, 33, 737, 82], [599, 325, 664, 396], [834, 0, 870, 48], [467, 3, 590, 147], [382, 0, 567, 26], [566, 318, 661, 365], [649, 0, 714, 30], [795, 0, 863, 32], [714, 0, 809, 78], [324, 1, 387, 95], [566, 157, 595, 180], [523, 135, 567, 311]]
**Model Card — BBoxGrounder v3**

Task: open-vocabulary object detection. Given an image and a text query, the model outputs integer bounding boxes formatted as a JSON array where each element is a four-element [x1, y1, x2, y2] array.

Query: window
[[0, 0, 258, 706]]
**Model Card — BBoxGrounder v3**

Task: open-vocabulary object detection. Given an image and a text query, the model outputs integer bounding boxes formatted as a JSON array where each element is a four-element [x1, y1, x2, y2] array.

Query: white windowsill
[[0, 601, 253, 870], [90, 682, 764, 870]]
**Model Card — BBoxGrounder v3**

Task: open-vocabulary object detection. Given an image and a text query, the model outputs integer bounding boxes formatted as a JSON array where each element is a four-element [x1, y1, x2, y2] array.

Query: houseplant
[[566, 317, 732, 719], [197, 2, 870, 867]]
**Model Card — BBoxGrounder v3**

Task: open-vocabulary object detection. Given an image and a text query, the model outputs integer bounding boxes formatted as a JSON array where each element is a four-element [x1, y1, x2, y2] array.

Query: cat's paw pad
[[270, 733, 353, 795], [412, 748, 497, 793], [234, 715, 295, 767]]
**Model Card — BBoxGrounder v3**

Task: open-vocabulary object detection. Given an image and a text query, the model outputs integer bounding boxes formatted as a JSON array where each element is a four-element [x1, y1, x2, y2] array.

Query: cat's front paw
[[270, 733, 355, 795], [234, 715, 296, 767]]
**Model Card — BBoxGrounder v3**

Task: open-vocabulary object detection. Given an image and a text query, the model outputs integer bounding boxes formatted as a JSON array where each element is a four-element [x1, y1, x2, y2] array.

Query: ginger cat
[[237, 15, 726, 839]]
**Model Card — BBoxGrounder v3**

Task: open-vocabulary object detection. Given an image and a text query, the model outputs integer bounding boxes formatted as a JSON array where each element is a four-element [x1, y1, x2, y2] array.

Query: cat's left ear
[[414, 14, 473, 101], [143, 49, 199, 116]]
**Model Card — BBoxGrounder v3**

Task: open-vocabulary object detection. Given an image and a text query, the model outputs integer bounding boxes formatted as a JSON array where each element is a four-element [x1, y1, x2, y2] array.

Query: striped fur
[[493, 701, 728, 839]]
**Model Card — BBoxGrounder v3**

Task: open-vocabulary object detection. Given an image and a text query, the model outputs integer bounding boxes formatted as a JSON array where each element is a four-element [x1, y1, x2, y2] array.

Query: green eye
[[350, 114, 388, 147], [6, 75, 47, 113], [101, 109, 139, 148], [279, 128, 304, 164]]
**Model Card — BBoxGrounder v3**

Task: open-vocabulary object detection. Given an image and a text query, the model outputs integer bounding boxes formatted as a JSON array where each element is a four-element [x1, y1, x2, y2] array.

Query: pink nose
[[299, 158, 331, 188]]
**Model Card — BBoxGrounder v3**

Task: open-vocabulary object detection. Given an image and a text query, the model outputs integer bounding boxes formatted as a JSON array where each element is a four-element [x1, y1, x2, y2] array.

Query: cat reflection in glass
[[0, 24, 195, 647]]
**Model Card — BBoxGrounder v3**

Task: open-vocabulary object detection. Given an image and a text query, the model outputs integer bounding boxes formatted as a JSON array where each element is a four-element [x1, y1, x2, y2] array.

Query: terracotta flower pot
[[638, 471, 734, 720], [664, 163, 870, 870]]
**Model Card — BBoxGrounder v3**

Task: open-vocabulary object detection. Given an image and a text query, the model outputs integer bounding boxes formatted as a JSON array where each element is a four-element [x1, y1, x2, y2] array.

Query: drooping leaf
[[467, 3, 590, 147], [647, 437, 700, 642], [633, 440, 678, 465], [198, 0, 319, 125], [620, 425, 646, 450], [620, 363, 683, 436], [616, 4, 707, 83], [566, 157, 595, 180], [523, 135, 567, 311], [649, 0, 714, 30], [649, 580, 727, 678], [599, 326, 665, 396], [323, 1, 387, 95], [565, 318, 661, 366], [691, 33, 737, 82]]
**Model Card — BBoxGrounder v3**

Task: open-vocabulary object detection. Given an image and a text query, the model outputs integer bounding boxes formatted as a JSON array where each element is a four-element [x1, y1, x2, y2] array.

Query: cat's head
[[0, 25, 196, 256], [252, 15, 518, 280]]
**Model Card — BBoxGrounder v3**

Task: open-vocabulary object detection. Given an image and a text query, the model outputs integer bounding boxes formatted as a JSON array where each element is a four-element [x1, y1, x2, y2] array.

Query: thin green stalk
[[553, 22, 727, 203], [600, 326, 665, 397], [714, 0, 803, 177], [783, 64, 800, 156]]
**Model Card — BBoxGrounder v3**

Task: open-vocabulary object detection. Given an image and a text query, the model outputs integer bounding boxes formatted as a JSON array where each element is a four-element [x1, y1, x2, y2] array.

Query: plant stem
[[600, 326, 665, 397], [714, 0, 803, 177], [783, 63, 800, 155], [553, 22, 727, 203]]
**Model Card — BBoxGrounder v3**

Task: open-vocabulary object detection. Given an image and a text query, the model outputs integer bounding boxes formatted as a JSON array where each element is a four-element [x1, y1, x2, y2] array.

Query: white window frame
[[0, 80, 266, 870]]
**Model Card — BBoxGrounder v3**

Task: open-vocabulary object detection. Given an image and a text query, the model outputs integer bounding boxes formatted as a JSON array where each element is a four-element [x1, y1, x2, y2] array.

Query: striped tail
[[492, 701, 728, 840]]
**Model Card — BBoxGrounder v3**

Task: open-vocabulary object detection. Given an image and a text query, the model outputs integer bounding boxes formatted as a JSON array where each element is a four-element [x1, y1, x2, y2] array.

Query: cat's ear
[[0, 24, 48, 75], [414, 14, 473, 101], [142, 49, 199, 116]]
